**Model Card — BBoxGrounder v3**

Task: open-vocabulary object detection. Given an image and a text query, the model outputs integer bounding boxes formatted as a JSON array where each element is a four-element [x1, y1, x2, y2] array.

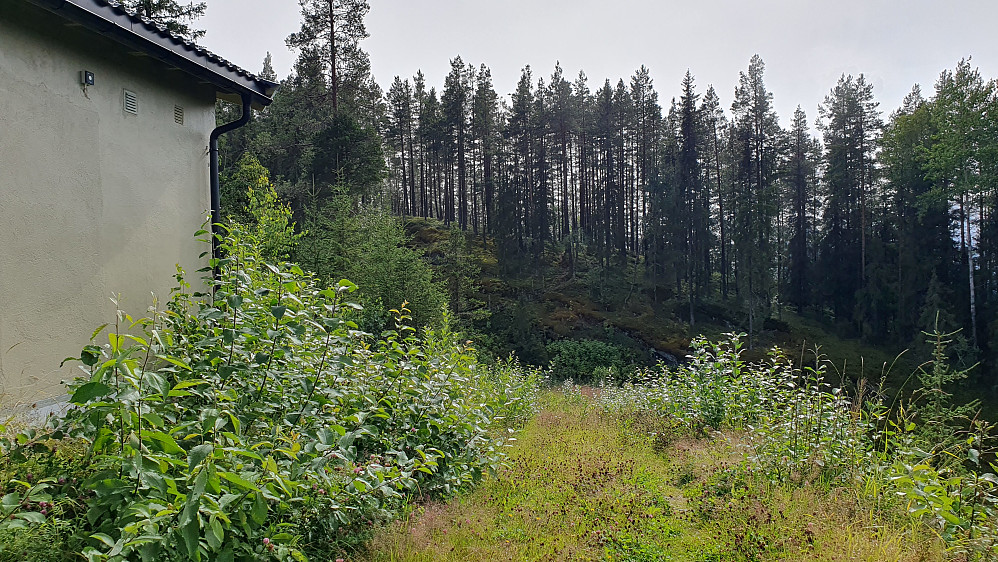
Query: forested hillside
[[5, 2, 998, 561], [217, 0, 997, 398]]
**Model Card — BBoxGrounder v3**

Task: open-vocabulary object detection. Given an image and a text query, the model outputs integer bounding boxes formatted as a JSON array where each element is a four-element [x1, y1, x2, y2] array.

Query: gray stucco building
[[0, 0, 276, 409]]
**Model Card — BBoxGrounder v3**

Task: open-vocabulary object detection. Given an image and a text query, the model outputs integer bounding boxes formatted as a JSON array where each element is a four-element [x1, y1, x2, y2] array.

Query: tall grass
[[600, 333, 998, 559]]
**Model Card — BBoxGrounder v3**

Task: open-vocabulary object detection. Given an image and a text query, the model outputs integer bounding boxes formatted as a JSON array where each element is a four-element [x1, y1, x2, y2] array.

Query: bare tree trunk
[[966, 204, 979, 349], [328, 0, 338, 113], [859, 113, 866, 285]]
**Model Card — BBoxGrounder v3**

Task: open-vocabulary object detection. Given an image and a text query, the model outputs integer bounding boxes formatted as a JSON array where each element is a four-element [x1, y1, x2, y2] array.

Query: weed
[[0, 224, 541, 561], [360, 391, 941, 562]]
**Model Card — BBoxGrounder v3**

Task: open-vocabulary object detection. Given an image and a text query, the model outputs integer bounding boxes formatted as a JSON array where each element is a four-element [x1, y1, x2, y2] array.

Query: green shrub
[[0, 225, 539, 562], [599, 333, 998, 558], [546, 339, 633, 383]]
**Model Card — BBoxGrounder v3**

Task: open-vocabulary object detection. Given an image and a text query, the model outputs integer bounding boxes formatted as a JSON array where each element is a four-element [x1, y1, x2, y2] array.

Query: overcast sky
[[200, 0, 998, 125]]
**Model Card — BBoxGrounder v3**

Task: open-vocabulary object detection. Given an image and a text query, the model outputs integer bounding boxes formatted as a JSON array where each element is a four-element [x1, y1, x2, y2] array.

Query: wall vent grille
[[123, 89, 138, 115], [174, 105, 184, 125]]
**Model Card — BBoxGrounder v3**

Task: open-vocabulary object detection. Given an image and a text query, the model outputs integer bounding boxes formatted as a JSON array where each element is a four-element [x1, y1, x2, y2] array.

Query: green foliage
[[346, 213, 447, 334], [294, 198, 445, 335], [912, 318, 981, 453], [247, 163, 303, 263], [0, 226, 539, 561], [119, 0, 206, 41], [293, 186, 357, 283], [220, 154, 259, 225], [546, 339, 634, 384], [601, 335, 752, 432], [311, 113, 386, 198], [438, 227, 483, 319], [600, 334, 998, 558], [221, 154, 303, 262]]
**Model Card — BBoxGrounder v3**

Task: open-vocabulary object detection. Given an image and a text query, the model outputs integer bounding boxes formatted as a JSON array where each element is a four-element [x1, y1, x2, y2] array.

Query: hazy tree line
[[376, 55, 998, 365], [210, 0, 997, 377]]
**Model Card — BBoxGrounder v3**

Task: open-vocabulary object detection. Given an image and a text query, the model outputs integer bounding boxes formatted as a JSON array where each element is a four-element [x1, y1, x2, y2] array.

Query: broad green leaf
[[250, 492, 267, 525], [192, 469, 209, 498], [143, 470, 167, 494], [157, 355, 192, 371], [179, 513, 200, 559], [317, 428, 336, 445], [70, 382, 112, 404], [145, 431, 184, 455], [106, 538, 125, 557], [16, 511, 45, 524], [142, 412, 165, 428], [940, 510, 962, 525], [338, 432, 356, 449], [91, 533, 115, 548], [123, 334, 148, 346], [218, 471, 259, 491], [90, 323, 109, 342], [207, 517, 223, 550], [223, 448, 262, 462], [172, 380, 209, 391], [188, 444, 213, 468], [179, 495, 199, 527], [225, 412, 241, 435], [108, 333, 126, 353]]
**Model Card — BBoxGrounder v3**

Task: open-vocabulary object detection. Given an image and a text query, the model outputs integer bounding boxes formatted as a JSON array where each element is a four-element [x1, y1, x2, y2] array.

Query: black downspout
[[209, 93, 252, 282]]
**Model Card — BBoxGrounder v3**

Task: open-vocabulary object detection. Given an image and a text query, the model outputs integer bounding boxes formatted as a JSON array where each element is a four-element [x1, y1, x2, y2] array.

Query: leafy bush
[[546, 339, 633, 383], [295, 202, 446, 336], [0, 225, 539, 561], [600, 333, 998, 558], [345, 213, 447, 334]]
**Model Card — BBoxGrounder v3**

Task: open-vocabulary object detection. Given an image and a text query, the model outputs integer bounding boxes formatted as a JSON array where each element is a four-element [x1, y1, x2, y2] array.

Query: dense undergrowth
[[407, 219, 952, 403], [360, 333, 996, 561], [601, 334, 998, 559], [361, 388, 945, 561], [0, 224, 541, 561], [2, 196, 994, 560]]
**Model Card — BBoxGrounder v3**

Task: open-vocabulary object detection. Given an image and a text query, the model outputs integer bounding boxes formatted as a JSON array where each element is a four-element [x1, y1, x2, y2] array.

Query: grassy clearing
[[358, 390, 941, 562]]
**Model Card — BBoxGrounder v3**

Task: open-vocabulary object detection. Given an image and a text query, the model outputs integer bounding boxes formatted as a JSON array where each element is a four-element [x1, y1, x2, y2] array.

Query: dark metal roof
[[23, 0, 278, 109]]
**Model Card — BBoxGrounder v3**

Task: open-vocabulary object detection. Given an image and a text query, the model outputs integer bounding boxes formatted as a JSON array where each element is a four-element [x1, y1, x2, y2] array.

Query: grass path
[[358, 391, 940, 562]]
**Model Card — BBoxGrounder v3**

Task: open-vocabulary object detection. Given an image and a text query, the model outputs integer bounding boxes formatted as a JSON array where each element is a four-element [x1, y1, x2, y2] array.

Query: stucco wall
[[0, 3, 217, 407]]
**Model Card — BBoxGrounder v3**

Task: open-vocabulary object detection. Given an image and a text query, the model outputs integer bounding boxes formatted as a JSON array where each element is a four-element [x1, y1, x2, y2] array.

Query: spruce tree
[[785, 106, 820, 312], [678, 71, 708, 325], [881, 86, 956, 343], [816, 74, 882, 330], [260, 52, 278, 81], [730, 55, 781, 347], [122, 0, 206, 41], [287, 0, 371, 114]]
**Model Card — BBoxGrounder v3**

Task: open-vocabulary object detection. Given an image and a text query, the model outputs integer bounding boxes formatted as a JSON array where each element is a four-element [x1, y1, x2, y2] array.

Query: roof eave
[[24, 0, 276, 110]]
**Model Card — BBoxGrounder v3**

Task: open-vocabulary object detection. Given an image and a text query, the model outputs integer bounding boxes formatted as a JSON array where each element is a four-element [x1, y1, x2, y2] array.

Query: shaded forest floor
[[356, 390, 941, 562], [407, 218, 963, 401]]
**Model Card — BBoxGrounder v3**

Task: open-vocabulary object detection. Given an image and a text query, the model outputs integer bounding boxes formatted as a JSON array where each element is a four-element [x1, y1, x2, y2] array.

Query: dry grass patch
[[358, 391, 943, 562]]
